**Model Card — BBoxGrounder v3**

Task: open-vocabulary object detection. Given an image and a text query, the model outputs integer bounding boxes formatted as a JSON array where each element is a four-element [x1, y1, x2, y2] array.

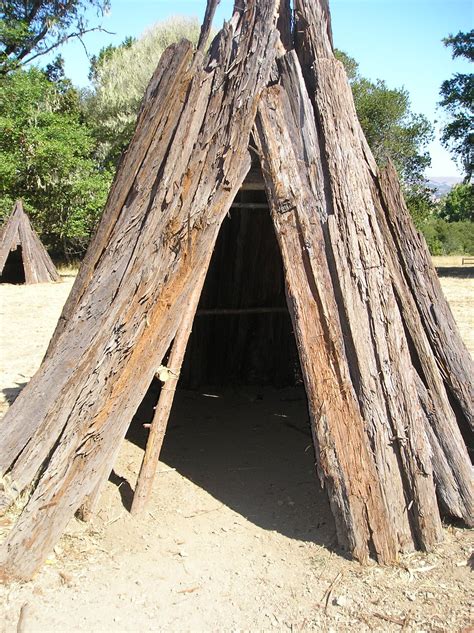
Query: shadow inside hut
[[126, 386, 338, 553]]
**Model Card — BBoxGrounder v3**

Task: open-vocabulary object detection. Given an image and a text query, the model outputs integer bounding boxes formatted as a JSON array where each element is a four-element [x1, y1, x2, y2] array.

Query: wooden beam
[[230, 202, 268, 209], [196, 307, 286, 315]]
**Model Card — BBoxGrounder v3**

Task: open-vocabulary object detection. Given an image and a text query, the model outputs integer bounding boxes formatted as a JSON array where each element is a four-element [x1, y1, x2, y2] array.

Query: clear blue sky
[[53, 0, 472, 177]]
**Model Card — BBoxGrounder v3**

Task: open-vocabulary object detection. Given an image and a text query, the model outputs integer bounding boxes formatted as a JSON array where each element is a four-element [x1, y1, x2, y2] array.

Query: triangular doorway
[[126, 164, 332, 545]]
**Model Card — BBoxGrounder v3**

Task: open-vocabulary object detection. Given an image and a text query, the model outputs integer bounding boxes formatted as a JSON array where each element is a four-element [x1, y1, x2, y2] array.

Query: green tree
[[439, 30, 474, 182], [88, 36, 135, 82], [0, 0, 110, 74], [84, 17, 201, 168], [403, 185, 439, 230], [438, 182, 474, 222], [335, 50, 433, 184], [0, 67, 112, 257]]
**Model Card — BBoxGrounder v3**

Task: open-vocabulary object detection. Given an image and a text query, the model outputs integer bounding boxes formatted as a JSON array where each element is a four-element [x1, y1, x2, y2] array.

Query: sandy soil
[[0, 263, 473, 632]]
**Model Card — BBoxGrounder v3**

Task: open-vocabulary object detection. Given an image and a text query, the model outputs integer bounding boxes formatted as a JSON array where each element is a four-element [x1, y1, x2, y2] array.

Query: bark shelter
[[0, 0, 472, 580], [0, 200, 60, 285]]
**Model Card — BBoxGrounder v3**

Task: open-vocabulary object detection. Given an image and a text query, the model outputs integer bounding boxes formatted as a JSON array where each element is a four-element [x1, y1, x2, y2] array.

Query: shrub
[[420, 218, 474, 255]]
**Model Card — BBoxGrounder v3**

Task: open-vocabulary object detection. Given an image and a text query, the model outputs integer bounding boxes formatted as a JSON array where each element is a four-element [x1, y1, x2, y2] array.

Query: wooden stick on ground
[[130, 277, 206, 516]]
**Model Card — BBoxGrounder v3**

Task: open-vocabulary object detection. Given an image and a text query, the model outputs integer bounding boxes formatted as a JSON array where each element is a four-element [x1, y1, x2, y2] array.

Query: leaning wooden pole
[[131, 271, 207, 516]]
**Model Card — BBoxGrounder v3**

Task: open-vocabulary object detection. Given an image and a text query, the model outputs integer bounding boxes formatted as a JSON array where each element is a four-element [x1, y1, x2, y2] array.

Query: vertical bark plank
[[375, 162, 474, 433], [368, 164, 473, 525], [293, 0, 443, 550], [254, 53, 399, 563], [0, 0, 279, 581], [45, 41, 197, 355]]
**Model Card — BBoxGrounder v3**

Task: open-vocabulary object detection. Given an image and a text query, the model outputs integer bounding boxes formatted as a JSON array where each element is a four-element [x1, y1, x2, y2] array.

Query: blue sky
[[54, 0, 472, 177]]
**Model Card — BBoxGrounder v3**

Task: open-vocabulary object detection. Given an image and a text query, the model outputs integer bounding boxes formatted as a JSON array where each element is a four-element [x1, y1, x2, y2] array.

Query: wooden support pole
[[230, 202, 268, 209], [130, 276, 206, 516], [196, 306, 286, 315]]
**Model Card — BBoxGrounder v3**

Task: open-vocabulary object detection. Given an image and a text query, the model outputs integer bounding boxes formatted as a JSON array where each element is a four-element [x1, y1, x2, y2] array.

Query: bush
[[420, 218, 474, 255], [0, 67, 112, 258]]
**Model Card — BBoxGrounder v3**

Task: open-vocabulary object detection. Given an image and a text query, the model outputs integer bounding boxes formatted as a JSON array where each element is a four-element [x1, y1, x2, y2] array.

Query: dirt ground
[[0, 260, 473, 632]]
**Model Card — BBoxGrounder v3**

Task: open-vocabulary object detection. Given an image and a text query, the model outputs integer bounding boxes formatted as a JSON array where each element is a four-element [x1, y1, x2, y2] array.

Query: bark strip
[[255, 52, 398, 563], [0, 0, 279, 581]]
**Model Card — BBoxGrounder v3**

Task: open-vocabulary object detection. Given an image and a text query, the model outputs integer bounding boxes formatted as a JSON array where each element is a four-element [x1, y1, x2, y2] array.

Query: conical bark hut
[[0, 200, 60, 284], [0, 0, 472, 581]]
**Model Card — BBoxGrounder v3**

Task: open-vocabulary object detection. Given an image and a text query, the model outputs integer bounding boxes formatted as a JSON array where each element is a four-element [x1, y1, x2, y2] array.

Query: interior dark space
[[0, 246, 26, 284]]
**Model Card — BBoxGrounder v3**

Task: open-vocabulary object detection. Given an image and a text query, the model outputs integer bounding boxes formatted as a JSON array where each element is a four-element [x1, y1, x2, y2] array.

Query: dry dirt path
[[0, 264, 472, 632]]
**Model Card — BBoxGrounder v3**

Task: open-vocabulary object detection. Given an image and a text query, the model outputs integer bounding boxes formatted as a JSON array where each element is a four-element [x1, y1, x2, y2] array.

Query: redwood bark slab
[[294, 0, 443, 550], [255, 52, 398, 564], [376, 162, 474, 434], [0, 0, 279, 581]]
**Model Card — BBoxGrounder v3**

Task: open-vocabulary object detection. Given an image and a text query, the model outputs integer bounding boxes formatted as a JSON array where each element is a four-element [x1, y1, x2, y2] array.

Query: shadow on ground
[[1, 382, 27, 405], [125, 386, 338, 552], [435, 266, 474, 279]]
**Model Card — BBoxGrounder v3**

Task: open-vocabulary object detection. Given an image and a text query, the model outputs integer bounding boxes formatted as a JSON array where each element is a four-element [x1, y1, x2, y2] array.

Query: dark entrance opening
[[0, 246, 26, 284], [126, 172, 334, 545]]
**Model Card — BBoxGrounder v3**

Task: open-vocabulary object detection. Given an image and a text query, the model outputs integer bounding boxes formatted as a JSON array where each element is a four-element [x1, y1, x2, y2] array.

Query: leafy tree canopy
[[438, 182, 474, 222], [0, 66, 112, 257], [439, 30, 473, 182], [335, 50, 433, 185], [0, 0, 110, 74], [83, 17, 201, 168]]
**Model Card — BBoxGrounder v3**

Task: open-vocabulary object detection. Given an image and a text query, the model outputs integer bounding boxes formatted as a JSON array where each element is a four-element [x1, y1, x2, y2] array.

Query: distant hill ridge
[[426, 176, 462, 200]]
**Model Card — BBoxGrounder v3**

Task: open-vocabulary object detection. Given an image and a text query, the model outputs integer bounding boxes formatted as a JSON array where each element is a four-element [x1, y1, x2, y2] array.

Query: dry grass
[[432, 256, 474, 356]]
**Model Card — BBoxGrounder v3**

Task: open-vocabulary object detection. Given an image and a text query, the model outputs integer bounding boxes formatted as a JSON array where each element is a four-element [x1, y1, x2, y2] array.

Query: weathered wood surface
[[369, 163, 473, 525], [131, 270, 209, 516], [0, 0, 472, 582], [376, 162, 474, 433], [293, 0, 443, 550], [0, 200, 60, 284], [255, 51, 398, 564], [0, 0, 279, 580]]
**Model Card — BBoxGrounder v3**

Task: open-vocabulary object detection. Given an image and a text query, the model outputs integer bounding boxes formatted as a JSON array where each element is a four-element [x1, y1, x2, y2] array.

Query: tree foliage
[[0, 66, 112, 257], [84, 17, 201, 168], [0, 0, 110, 74], [335, 50, 433, 184], [438, 182, 474, 222], [439, 30, 474, 182]]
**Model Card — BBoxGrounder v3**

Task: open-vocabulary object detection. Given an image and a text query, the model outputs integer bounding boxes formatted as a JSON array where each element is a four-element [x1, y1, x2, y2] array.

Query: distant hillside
[[427, 176, 462, 200]]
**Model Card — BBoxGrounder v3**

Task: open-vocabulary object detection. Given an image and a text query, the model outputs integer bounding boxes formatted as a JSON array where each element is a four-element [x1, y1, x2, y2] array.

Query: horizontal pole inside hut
[[195, 307, 287, 316], [229, 202, 268, 209]]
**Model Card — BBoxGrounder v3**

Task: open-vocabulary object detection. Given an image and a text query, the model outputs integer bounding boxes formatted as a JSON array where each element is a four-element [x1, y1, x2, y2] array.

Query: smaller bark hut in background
[[0, 201, 60, 284]]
